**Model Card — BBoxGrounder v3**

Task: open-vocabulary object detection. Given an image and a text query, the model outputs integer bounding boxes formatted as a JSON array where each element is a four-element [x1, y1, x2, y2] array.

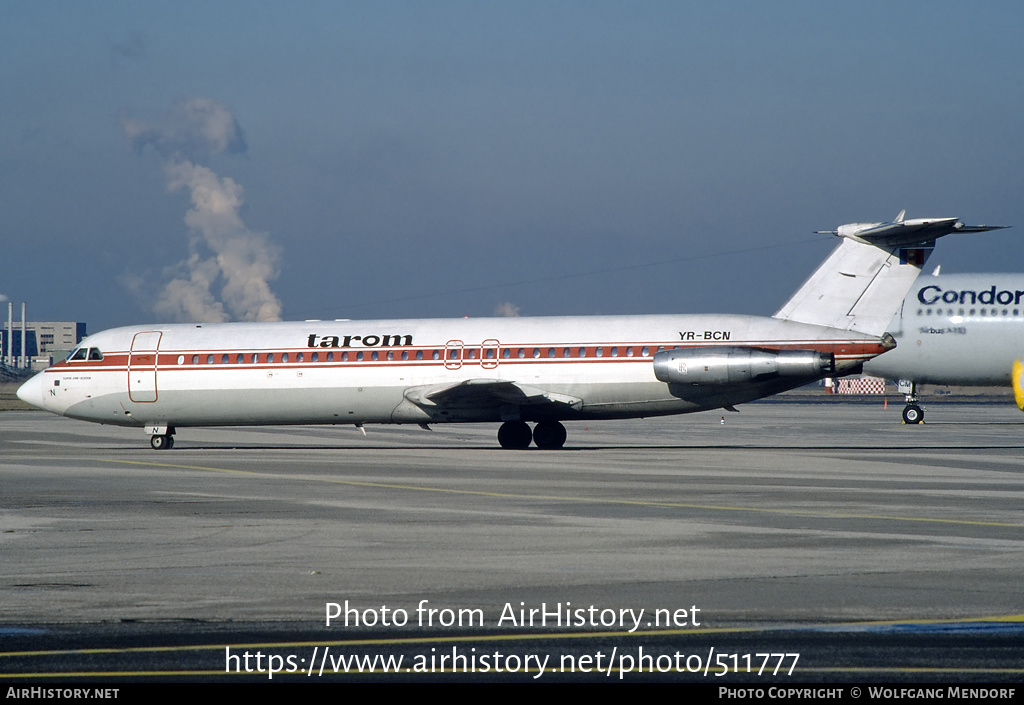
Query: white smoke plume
[[122, 97, 247, 161], [121, 98, 282, 322], [493, 302, 521, 317]]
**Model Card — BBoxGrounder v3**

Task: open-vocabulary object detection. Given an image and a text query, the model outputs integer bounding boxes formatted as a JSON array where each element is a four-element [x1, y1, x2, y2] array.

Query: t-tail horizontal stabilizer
[[774, 212, 1007, 337]]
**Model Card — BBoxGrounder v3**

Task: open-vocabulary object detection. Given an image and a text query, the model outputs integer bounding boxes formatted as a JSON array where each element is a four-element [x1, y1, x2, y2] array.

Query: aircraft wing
[[401, 378, 583, 419]]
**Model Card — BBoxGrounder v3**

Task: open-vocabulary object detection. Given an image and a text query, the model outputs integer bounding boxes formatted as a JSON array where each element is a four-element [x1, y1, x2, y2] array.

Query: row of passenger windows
[[918, 308, 1021, 317], [173, 345, 662, 365]]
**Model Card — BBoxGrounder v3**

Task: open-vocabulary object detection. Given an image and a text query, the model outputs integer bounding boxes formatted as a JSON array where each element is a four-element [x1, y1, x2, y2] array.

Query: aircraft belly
[[142, 387, 404, 426]]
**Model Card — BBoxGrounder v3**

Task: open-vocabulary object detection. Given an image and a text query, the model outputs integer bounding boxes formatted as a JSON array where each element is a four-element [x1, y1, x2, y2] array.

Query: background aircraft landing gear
[[497, 421, 532, 449], [897, 379, 923, 424], [902, 404, 924, 424], [532, 420, 567, 449], [150, 434, 174, 450]]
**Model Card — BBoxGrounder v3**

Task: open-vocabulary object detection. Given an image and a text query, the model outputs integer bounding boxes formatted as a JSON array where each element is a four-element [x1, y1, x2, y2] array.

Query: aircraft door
[[128, 331, 162, 403]]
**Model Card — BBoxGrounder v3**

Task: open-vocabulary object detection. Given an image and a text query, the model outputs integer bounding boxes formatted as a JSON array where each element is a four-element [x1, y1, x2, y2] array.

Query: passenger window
[[281, 353, 289, 362]]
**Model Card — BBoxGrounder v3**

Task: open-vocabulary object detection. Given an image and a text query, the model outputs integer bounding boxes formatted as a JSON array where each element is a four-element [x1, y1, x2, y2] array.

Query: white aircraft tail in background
[[776, 213, 1006, 336]]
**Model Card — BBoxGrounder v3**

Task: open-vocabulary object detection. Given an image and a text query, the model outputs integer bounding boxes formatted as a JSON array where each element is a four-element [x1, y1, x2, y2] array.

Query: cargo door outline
[[128, 331, 162, 403], [481, 339, 500, 369], [444, 340, 464, 370]]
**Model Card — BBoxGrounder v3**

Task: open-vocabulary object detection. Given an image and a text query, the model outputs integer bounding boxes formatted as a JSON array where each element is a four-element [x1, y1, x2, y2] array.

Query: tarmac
[[1, 399, 1022, 682]]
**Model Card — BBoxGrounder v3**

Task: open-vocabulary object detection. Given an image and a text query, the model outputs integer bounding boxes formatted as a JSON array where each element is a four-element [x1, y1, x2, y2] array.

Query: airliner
[[863, 272, 1024, 423], [17, 213, 1001, 449]]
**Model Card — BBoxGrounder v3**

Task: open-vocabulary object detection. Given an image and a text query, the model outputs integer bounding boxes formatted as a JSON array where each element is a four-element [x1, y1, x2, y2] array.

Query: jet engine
[[653, 347, 834, 385]]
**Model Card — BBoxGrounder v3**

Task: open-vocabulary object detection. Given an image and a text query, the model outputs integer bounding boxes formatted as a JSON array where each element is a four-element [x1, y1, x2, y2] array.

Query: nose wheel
[[147, 425, 176, 450], [150, 434, 175, 450], [902, 404, 923, 424], [899, 380, 923, 424]]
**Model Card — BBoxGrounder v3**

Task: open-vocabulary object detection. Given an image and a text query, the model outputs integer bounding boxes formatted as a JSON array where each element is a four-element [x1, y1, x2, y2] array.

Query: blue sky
[[2, 1, 1022, 331]]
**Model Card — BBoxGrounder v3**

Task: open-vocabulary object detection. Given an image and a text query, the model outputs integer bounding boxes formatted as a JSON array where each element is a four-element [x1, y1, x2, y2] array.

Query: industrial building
[[2, 303, 86, 371]]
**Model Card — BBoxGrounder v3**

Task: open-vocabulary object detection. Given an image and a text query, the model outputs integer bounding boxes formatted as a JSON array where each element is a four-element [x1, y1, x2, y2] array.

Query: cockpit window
[[68, 347, 103, 361]]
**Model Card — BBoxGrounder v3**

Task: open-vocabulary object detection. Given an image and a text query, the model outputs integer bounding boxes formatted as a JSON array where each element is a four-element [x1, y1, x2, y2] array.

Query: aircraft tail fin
[[774, 214, 1006, 337]]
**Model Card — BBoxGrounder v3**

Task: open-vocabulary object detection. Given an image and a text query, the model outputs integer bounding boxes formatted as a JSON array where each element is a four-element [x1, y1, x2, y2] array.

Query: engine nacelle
[[653, 347, 835, 385]]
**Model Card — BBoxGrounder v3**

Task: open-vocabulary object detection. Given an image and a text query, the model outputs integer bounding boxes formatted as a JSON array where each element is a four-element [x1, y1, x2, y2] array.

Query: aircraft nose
[[16, 373, 46, 410]]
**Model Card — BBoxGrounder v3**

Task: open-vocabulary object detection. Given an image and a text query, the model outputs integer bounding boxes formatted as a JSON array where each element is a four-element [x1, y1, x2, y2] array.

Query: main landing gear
[[147, 425, 176, 450], [497, 420, 567, 449]]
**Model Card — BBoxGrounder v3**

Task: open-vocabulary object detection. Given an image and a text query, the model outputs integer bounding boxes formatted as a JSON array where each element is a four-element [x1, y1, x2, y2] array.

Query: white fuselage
[[20, 313, 886, 430], [864, 274, 1024, 385]]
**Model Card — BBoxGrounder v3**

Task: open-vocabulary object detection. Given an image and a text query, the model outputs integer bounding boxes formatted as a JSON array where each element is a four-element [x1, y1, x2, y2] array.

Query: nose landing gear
[[899, 380, 924, 424], [902, 404, 924, 424], [146, 425, 176, 450]]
